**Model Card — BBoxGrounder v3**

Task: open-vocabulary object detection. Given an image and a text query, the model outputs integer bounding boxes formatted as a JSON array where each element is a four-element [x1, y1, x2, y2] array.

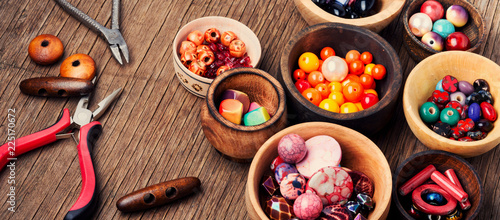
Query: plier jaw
[[103, 29, 129, 65]]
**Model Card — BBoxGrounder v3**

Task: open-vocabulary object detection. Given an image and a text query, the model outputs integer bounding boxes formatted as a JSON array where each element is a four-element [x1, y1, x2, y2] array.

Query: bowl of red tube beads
[[403, 51, 500, 158], [173, 16, 262, 98], [393, 150, 483, 219], [245, 122, 393, 220], [280, 22, 402, 135], [403, 0, 485, 61]]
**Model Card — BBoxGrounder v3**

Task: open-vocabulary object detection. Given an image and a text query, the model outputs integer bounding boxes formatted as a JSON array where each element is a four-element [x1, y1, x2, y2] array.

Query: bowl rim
[[172, 16, 262, 84], [246, 122, 393, 220], [280, 22, 403, 121], [402, 51, 500, 157], [402, 0, 486, 54], [392, 150, 484, 219], [206, 67, 287, 131], [295, 0, 406, 27]]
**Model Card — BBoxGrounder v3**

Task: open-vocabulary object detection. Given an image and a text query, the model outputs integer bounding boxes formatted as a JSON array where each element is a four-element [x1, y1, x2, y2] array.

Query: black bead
[[478, 90, 494, 104], [432, 122, 452, 137], [476, 119, 494, 132], [473, 79, 489, 92], [352, 0, 376, 16]]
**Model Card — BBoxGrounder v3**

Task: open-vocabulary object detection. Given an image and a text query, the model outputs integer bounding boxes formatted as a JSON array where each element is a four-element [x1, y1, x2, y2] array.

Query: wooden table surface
[[1, 0, 499, 219]]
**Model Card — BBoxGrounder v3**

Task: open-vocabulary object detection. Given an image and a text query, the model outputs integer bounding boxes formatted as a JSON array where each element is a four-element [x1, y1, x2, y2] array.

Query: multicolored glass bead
[[275, 163, 299, 184], [265, 196, 294, 220], [262, 175, 280, 196], [356, 193, 374, 211], [321, 204, 350, 220], [280, 173, 306, 200]]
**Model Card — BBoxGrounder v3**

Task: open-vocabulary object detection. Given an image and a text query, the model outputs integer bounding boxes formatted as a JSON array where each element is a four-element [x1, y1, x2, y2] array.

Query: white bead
[[409, 13, 433, 37]]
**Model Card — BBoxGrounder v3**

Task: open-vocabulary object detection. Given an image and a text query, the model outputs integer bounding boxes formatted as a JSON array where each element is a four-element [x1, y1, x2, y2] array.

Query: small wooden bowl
[[200, 68, 287, 161], [172, 16, 262, 98], [402, 0, 486, 62], [245, 122, 392, 219], [393, 150, 483, 219], [280, 23, 403, 135], [293, 0, 406, 32], [403, 51, 500, 157]]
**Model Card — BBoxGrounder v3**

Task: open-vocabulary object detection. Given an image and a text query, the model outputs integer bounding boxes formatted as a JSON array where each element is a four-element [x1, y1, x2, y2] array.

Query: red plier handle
[[0, 109, 71, 169], [64, 121, 102, 220]]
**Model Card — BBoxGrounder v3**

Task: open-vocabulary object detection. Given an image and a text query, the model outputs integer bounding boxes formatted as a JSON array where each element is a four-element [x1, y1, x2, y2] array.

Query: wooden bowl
[[200, 68, 287, 161], [403, 51, 500, 157], [293, 0, 406, 32], [245, 122, 392, 219], [172, 16, 262, 98], [393, 150, 483, 219], [280, 23, 403, 136], [402, 0, 486, 62]]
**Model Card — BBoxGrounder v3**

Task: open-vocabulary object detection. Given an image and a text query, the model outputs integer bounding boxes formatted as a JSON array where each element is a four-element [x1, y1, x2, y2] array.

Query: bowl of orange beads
[[280, 22, 403, 135]]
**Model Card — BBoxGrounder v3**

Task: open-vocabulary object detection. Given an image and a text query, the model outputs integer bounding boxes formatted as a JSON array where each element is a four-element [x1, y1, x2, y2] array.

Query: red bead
[[446, 32, 471, 51], [270, 156, 285, 172], [441, 75, 459, 93], [295, 80, 312, 94], [445, 101, 463, 115], [431, 171, 468, 203], [480, 102, 497, 122], [412, 184, 458, 215], [399, 165, 436, 196], [432, 90, 450, 105], [444, 169, 472, 210], [360, 93, 379, 109], [457, 118, 474, 133]]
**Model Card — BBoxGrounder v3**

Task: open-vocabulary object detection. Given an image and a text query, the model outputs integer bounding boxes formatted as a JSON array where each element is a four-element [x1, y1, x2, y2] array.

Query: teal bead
[[433, 19, 455, 38], [243, 107, 270, 126], [420, 102, 440, 124], [440, 107, 460, 126], [435, 79, 444, 92]]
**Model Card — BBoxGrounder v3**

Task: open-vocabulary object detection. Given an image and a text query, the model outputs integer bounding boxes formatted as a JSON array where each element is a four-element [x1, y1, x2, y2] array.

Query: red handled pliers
[[0, 88, 122, 220]]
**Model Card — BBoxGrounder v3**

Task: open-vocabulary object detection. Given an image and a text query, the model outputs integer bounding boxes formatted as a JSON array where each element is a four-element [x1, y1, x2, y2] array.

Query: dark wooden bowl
[[402, 0, 486, 62], [393, 150, 483, 219], [200, 68, 287, 161], [280, 23, 402, 136]]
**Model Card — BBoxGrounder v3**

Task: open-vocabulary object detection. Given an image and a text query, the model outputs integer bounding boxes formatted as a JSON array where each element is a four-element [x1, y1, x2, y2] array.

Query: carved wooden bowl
[[280, 22, 402, 136], [403, 51, 500, 157], [245, 122, 392, 219], [293, 0, 406, 32], [200, 68, 287, 161], [393, 150, 483, 219]]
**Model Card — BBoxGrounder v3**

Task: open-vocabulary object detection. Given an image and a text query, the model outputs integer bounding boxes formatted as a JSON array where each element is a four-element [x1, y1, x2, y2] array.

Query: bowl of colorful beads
[[393, 150, 483, 219], [294, 0, 406, 32], [403, 51, 500, 158], [173, 16, 262, 98], [280, 22, 402, 135], [245, 122, 392, 219], [403, 0, 486, 61]]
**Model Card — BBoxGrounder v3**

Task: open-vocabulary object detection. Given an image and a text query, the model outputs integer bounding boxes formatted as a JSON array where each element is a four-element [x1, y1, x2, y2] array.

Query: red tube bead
[[399, 165, 436, 196], [444, 169, 472, 210], [431, 171, 468, 203]]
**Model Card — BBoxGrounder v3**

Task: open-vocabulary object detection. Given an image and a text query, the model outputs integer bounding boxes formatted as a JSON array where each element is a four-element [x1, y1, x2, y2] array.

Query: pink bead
[[248, 102, 261, 112], [293, 193, 323, 220], [399, 165, 436, 196], [278, 133, 307, 163], [321, 56, 348, 82], [306, 166, 353, 205], [296, 135, 342, 179], [420, 0, 444, 22], [409, 13, 433, 37], [280, 173, 306, 200]]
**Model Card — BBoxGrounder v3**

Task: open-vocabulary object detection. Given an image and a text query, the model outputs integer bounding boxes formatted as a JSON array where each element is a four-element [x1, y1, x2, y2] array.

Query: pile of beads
[[260, 133, 375, 220], [294, 48, 387, 113], [409, 1, 471, 51], [419, 76, 496, 141], [399, 165, 470, 219], [178, 28, 252, 79], [312, 0, 377, 19], [218, 89, 270, 126]]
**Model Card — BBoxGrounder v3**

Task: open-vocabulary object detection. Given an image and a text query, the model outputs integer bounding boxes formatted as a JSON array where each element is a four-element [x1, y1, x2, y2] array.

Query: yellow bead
[[327, 81, 343, 93], [355, 102, 364, 111], [364, 89, 378, 97], [319, 99, 340, 113], [364, 63, 375, 75], [328, 91, 345, 105], [340, 102, 358, 113]]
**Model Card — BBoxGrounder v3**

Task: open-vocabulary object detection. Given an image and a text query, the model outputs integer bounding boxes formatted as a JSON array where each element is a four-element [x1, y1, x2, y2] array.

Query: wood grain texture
[[0, 0, 499, 219]]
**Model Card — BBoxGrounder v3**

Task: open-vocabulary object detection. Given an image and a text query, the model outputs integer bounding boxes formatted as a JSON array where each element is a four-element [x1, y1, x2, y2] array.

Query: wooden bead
[[60, 54, 96, 80], [28, 34, 64, 65]]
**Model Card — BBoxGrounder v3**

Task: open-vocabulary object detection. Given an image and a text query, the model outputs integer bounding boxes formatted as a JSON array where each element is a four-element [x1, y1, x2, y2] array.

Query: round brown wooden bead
[[28, 34, 64, 65], [60, 54, 96, 80]]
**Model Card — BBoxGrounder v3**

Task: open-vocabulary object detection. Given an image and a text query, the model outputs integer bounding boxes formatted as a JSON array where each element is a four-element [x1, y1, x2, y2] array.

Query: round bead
[[446, 5, 469, 28], [278, 134, 307, 163], [442, 75, 459, 93], [420, 102, 441, 124], [409, 13, 434, 37], [293, 193, 323, 220], [28, 34, 64, 65], [458, 81, 474, 95], [420, 0, 444, 22], [466, 92, 482, 105], [468, 102, 481, 122], [477, 90, 493, 104], [422, 32, 444, 51], [296, 135, 342, 179], [435, 79, 444, 92], [353, 171, 374, 198], [306, 166, 353, 205], [476, 119, 494, 132], [270, 156, 285, 172], [450, 91, 466, 106], [60, 54, 96, 80], [440, 107, 460, 126], [457, 118, 474, 133], [473, 79, 490, 92], [280, 173, 306, 200], [446, 32, 470, 51], [432, 19, 455, 38], [445, 101, 463, 115], [480, 102, 497, 122], [467, 130, 486, 140], [424, 192, 446, 206], [432, 121, 452, 137], [322, 56, 348, 82], [274, 163, 298, 184]]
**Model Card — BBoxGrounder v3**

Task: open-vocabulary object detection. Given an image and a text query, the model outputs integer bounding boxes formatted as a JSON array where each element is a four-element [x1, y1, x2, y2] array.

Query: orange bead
[[355, 102, 364, 111], [302, 88, 322, 106], [307, 71, 325, 87], [364, 89, 378, 97], [345, 50, 360, 64], [340, 102, 358, 113], [342, 74, 360, 87], [360, 52, 373, 64], [364, 63, 375, 75], [315, 83, 330, 99], [343, 81, 364, 102], [320, 47, 336, 60], [372, 64, 387, 80], [293, 69, 307, 81], [328, 81, 343, 93], [349, 60, 365, 75], [318, 59, 324, 71], [299, 52, 320, 73], [328, 91, 345, 105], [359, 74, 374, 89]]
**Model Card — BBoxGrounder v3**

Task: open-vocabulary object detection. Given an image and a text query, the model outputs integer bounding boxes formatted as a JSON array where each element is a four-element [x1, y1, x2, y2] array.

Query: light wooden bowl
[[293, 0, 406, 32], [173, 16, 262, 98], [403, 51, 500, 157], [393, 150, 483, 219], [280, 23, 402, 135], [245, 122, 392, 220], [200, 68, 287, 161], [402, 0, 486, 62]]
